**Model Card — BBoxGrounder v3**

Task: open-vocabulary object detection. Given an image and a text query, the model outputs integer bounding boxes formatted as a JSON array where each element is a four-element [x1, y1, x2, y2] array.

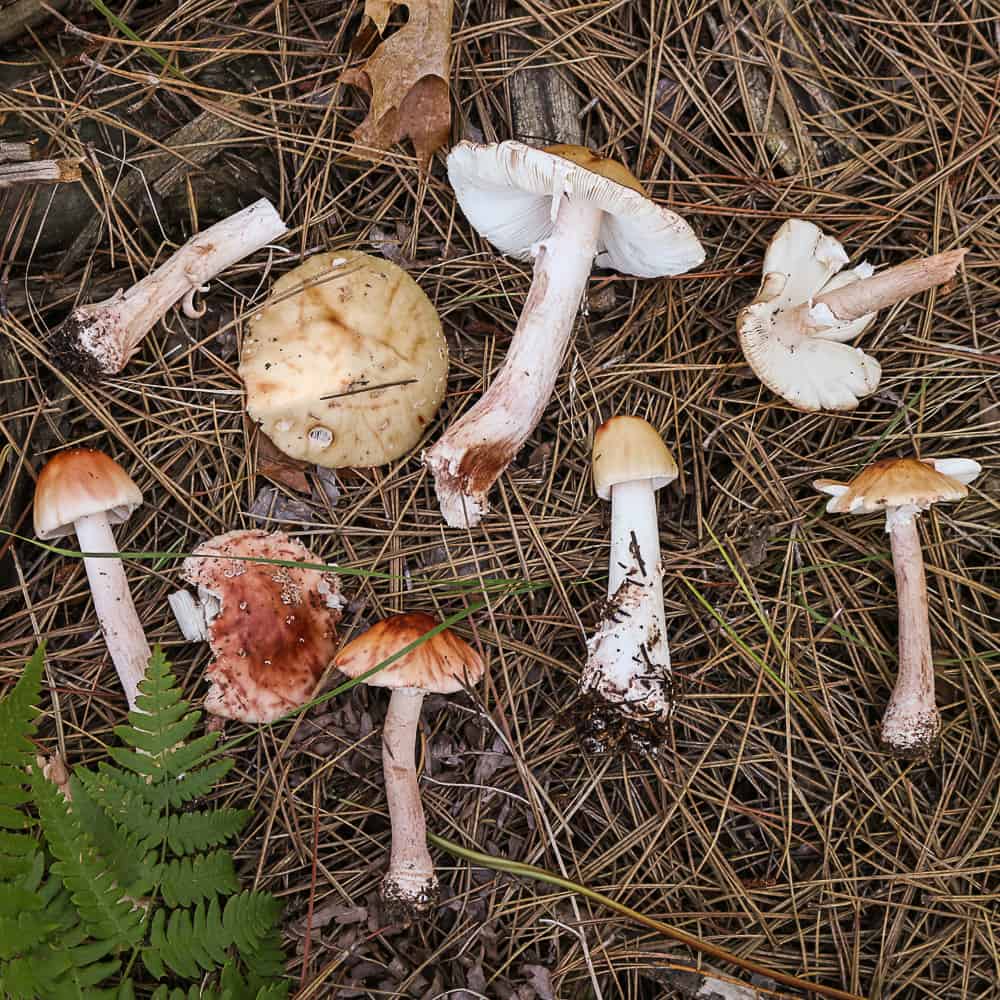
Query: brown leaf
[[340, 0, 454, 167], [257, 433, 311, 493]]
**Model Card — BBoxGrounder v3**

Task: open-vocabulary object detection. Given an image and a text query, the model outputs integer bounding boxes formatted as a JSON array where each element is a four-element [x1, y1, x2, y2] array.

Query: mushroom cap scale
[[182, 529, 343, 723], [814, 457, 981, 515], [336, 612, 485, 695], [446, 140, 705, 279], [592, 416, 678, 501], [240, 251, 448, 469], [34, 448, 143, 540]]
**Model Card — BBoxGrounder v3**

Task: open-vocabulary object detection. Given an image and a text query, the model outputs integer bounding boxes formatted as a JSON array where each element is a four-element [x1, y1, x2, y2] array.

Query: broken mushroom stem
[[55, 198, 286, 376], [803, 248, 966, 330], [381, 688, 438, 906], [425, 194, 602, 528]]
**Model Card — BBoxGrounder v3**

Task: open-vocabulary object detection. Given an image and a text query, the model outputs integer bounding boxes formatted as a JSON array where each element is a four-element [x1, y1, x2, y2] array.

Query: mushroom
[[335, 612, 485, 917], [814, 456, 982, 757], [576, 417, 679, 753], [738, 220, 966, 411], [424, 141, 704, 527], [53, 198, 286, 377], [34, 448, 150, 709], [239, 251, 448, 468], [173, 529, 343, 723]]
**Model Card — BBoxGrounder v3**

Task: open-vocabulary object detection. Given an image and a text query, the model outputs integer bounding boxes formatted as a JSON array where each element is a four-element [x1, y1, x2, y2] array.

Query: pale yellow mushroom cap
[[592, 416, 678, 501], [240, 251, 448, 468]]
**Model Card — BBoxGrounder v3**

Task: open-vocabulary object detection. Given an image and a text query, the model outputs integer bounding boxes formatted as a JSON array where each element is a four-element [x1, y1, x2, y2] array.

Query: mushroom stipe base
[[568, 690, 673, 756], [380, 873, 441, 921], [49, 317, 106, 380]]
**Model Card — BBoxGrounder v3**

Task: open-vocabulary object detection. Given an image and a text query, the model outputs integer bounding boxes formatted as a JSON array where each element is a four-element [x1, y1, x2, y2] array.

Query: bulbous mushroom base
[[380, 869, 440, 922], [880, 704, 941, 759], [49, 313, 115, 379], [570, 689, 672, 756]]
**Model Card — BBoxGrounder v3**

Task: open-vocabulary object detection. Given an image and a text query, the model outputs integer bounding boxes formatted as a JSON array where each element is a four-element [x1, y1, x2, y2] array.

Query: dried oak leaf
[[257, 431, 311, 493], [340, 0, 454, 167]]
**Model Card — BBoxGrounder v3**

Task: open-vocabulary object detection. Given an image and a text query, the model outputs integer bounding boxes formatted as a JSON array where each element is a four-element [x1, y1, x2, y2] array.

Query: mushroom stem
[[807, 248, 966, 327], [579, 479, 672, 740], [74, 511, 151, 710], [882, 514, 939, 757], [425, 195, 604, 527], [381, 687, 438, 912], [55, 198, 286, 376]]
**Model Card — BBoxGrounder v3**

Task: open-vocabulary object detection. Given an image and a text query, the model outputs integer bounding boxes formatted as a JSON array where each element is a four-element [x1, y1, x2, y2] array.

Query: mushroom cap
[[240, 251, 448, 469], [336, 612, 485, 695], [814, 457, 982, 514], [446, 140, 705, 279], [182, 529, 343, 723], [34, 448, 143, 541], [592, 416, 678, 501], [737, 219, 881, 411]]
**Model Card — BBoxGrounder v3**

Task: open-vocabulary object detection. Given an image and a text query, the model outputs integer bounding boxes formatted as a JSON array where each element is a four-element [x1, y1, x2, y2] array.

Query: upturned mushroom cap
[[182, 529, 343, 723], [240, 251, 448, 468], [34, 448, 143, 541], [814, 457, 982, 515], [336, 612, 485, 695], [737, 219, 881, 411], [447, 140, 705, 278], [592, 416, 678, 501]]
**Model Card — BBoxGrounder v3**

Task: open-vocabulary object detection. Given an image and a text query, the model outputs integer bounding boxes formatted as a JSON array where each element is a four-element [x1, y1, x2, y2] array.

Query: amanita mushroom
[[239, 251, 448, 468], [54, 198, 286, 376], [34, 448, 149, 709], [173, 529, 343, 723], [814, 457, 982, 757], [738, 219, 967, 410], [424, 141, 704, 527], [335, 612, 485, 917], [576, 417, 679, 753]]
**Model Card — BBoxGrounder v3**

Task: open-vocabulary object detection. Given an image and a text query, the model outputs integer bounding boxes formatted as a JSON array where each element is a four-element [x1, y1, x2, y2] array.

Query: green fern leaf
[[163, 807, 250, 856], [223, 892, 283, 958], [159, 849, 239, 907]]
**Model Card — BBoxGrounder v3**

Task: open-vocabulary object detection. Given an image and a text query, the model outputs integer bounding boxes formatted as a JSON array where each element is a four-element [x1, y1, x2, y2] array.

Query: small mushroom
[[34, 448, 150, 709], [738, 219, 967, 411], [239, 251, 448, 468], [335, 612, 485, 918], [424, 141, 704, 527], [174, 529, 343, 723], [576, 417, 678, 753], [814, 456, 982, 757], [53, 199, 286, 376]]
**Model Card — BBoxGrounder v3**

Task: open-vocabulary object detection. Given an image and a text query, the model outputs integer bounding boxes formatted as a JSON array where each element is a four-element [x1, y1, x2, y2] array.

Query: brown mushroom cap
[[239, 251, 448, 469], [336, 612, 485, 695], [34, 448, 142, 541], [814, 457, 976, 515], [182, 529, 343, 723], [592, 416, 678, 501]]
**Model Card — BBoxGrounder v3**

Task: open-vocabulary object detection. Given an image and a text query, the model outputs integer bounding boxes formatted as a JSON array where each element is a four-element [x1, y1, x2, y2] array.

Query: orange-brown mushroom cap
[[336, 612, 485, 695], [182, 529, 343, 723]]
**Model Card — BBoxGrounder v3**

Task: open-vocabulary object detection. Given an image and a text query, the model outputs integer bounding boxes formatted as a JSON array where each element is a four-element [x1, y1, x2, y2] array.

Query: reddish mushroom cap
[[336, 612, 485, 695], [182, 529, 343, 723]]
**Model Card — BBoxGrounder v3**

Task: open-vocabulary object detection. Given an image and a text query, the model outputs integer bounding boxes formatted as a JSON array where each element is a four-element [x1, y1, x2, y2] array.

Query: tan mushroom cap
[[182, 529, 343, 723], [592, 416, 678, 501], [336, 612, 485, 695], [34, 448, 143, 541], [240, 251, 448, 469], [543, 144, 647, 195], [814, 457, 981, 515]]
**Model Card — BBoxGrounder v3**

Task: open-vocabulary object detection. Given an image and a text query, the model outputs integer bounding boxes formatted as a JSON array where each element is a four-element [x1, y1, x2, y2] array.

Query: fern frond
[[223, 892, 284, 958], [159, 849, 239, 907]]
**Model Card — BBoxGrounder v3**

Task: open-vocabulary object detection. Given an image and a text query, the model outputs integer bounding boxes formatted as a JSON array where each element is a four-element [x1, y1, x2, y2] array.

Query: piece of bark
[[0, 159, 81, 189], [0, 0, 70, 46], [59, 101, 245, 271], [0, 141, 34, 163]]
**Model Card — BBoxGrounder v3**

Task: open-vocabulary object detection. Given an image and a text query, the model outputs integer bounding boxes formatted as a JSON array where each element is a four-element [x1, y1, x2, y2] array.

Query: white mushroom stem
[[74, 511, 151, 710], [804, 248, 966, 330], [881, 510, 939, 756], [580, 478, 671, 721], [381, 688, 438, 909], [425, 195, 603, 527], [59, 198, 286, 375]]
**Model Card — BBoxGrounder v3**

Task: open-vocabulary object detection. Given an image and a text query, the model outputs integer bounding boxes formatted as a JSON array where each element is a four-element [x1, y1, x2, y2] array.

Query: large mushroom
[[738, 219, 966, 411], [172, 529, 343, 723], [335, 612, 485, 918], [239, 251, 448, 469], [34, 448, 150, 709], [54, 199, 286, 377], [814, 456, 982, 757], [424, 141, 704, 527], [575, 417, 679, 753]]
